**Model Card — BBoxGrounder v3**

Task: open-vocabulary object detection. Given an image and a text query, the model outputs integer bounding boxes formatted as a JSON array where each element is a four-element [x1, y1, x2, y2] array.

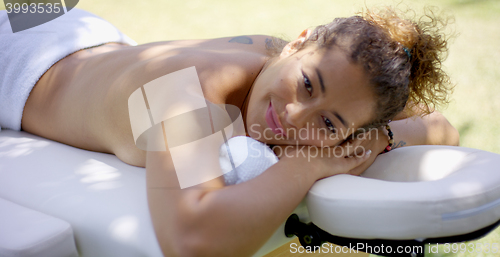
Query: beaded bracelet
[[382, 122, 394, 154]]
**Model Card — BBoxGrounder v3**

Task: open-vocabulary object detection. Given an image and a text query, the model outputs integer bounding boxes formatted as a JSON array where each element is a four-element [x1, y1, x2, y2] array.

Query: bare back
[[21, 36, 271, 167]]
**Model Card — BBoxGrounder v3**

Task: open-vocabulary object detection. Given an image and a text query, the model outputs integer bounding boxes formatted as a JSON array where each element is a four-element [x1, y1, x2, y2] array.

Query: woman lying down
[[0, 6, 459, 257]]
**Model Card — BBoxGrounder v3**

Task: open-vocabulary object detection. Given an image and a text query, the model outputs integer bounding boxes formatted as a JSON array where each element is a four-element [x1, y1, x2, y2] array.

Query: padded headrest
[[307, 145, 500, 240]]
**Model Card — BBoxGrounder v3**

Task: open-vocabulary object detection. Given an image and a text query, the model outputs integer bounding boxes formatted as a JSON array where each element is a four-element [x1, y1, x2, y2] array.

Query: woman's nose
[[285, 102, 312, 129]]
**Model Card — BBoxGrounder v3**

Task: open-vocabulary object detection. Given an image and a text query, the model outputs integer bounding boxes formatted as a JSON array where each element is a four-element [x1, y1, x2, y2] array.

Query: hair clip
[[403, 47, 411, 60]]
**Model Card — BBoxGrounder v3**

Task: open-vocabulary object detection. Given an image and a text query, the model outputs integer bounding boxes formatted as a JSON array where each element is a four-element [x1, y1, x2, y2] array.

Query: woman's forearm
[[188, 159, 316, 256], [346, 110, 459, 177], [390, 110, 459, 148], [147, 151, 318, 257]]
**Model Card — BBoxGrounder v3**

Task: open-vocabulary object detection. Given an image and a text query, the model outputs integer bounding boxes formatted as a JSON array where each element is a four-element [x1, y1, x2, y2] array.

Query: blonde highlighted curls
[[362, 6, 454, 116]]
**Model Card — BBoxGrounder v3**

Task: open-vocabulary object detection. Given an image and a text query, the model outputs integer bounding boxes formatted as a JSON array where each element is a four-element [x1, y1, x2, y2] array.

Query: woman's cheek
[[299, 129, 309, 141], [273, 69, 298, 98]]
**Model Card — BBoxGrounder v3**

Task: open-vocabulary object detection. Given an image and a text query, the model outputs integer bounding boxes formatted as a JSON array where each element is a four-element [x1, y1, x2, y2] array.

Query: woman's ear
[[280, 29, 312, 58]]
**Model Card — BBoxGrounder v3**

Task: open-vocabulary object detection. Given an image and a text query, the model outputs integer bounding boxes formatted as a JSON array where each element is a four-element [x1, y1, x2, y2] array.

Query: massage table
[[1, 130, 500, 257]]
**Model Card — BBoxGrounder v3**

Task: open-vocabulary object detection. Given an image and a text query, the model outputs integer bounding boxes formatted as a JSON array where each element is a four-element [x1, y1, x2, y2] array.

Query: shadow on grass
[[457, 121, 473, 144], [447, 0, 498, 6]]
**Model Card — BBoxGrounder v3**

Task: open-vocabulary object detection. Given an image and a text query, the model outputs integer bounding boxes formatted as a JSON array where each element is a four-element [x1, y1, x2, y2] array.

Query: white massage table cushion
[[0, 130, 164, 257], [0, 198, 78, 257], [308, 145, 500, 240]]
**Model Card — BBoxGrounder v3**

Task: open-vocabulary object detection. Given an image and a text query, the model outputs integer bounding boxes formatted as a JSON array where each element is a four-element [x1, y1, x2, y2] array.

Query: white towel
[[0, 9, 137, 131], [220, 136, 279, 185]]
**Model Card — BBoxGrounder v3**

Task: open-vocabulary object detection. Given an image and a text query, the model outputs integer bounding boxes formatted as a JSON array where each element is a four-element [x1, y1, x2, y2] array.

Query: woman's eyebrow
[[316, 68, 325, 94], [315, 68, 348, 128], [334, 111, 347, 128]]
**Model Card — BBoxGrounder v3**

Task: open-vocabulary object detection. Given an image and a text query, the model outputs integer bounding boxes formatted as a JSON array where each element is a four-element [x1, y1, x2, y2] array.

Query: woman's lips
[[265, 102, 286, 137]]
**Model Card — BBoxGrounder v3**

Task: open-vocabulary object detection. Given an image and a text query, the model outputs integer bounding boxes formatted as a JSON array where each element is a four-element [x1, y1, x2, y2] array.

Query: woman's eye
[[303, 74, 313, 96], [322, 116, 336, 134]]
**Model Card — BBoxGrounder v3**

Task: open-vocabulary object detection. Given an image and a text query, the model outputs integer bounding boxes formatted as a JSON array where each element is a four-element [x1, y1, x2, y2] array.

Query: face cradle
[[244, 44, 376, 147]]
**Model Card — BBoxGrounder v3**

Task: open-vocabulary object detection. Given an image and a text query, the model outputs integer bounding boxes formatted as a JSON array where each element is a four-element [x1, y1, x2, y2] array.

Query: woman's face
[[244, 42, 376, 147]]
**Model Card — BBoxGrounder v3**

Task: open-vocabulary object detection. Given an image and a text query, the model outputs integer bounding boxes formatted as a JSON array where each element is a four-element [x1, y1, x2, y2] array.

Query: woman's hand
[[272, 139, 372, 180], [345, 128, 389, 176]]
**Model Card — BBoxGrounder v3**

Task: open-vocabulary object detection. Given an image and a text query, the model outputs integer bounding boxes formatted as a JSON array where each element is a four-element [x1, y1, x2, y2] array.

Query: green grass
[[3, 0, 500, 256]]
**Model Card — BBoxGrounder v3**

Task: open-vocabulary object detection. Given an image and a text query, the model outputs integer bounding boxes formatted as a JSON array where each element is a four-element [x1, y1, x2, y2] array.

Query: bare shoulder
[[226, 35, 278, 53], [109, 36, 277, 165], [193, 35, 277, 53], [138, 35, 276, 104], [169, 34, 282, 62]]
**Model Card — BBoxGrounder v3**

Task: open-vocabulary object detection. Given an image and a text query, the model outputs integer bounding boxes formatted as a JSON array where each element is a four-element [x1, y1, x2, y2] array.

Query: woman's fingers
[[351, 137, 365, 157], [272, 142, 373, 178], [344, 149, 372, 170], [339, 135, 366, 158]]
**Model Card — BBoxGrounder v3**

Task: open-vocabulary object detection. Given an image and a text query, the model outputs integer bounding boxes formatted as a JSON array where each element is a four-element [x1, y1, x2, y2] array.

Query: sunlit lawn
[[2, 0, 499, 256]]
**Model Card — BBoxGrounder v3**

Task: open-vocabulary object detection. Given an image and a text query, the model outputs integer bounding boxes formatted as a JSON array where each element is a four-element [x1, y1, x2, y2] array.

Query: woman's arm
[[391, 110, 460, 148], [146, 141, 370, 257], [347, 110, 459, 176]]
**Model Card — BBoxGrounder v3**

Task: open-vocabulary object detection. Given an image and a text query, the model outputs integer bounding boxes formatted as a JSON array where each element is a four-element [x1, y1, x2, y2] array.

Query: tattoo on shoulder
[[393, 140, 407, 149], [265, 38, 272, 48], [228, 36, 253, 44]]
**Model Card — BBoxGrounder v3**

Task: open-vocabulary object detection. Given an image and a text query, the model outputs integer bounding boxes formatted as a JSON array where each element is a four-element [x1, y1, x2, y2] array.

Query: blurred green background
[[2, 0, 499, 256], [75, 0, 500, 156]]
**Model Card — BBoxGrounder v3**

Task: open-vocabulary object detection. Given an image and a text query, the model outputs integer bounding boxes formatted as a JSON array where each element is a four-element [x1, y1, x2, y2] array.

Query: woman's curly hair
[[268, 6, 454, 129]]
